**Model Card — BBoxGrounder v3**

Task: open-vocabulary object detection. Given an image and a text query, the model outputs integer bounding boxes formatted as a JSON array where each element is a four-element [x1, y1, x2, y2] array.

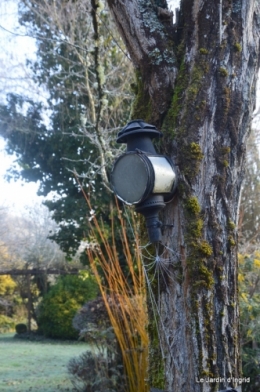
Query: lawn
[[0, 333, 90, 391]]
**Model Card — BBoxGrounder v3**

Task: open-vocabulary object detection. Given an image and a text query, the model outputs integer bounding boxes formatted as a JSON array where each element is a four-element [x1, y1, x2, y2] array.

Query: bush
[[15, 323, 28, 334], [67, 350, 126, 392], [70, 297, 126, 391], [73, 296, 111, 333], [37, 274, 98, 340], [0, 315, 16, 333], [0, 275, 17, 296]]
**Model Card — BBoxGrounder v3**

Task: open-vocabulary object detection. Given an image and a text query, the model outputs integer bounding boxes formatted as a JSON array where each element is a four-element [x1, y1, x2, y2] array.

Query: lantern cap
[[117, 119, 162, 143]]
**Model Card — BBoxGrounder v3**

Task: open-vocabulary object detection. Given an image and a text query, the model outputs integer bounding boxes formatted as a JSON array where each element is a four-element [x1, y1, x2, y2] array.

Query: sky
[[0, 0, 43, 215], [0, 0, 259, 216], [0, 137, 43, 213]]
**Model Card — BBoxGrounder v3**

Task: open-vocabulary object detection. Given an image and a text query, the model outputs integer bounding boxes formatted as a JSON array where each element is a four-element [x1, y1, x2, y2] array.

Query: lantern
[[111, 120, 177, 243]]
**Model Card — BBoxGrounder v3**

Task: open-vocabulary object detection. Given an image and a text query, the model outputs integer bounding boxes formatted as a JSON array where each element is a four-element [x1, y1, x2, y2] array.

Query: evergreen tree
[[0, 0, 134, 259]]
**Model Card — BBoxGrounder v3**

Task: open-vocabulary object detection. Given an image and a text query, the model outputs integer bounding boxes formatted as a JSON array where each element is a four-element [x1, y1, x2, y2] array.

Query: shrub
[[73, 296, 111, 333], [67, 350, 126, 392], [71, 296, 129, 391], [0, 275, 17, 296], [0, 315, 16, 333], [37, 274, 98, 339], [15, 323, 27, 334]]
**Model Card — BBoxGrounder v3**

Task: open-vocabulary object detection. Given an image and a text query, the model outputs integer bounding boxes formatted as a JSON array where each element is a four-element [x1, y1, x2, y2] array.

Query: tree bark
[[106, 0, 260, 391], [26, 273, 32, 332]]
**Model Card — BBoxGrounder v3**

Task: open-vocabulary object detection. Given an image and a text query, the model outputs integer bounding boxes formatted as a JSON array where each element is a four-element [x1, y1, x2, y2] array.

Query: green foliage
[[239, 252, 260, 390], [0, 94, 109, 261], [15, 323, 27, 334], [0, 315, 16, 333], [37, 274, 98, 339], [0, 0, 134, 260], [0, 275, 17, 296]]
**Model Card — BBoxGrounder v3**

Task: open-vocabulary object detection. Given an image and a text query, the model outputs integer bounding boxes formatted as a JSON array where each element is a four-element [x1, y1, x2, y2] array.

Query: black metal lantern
[[111, 120, 177, 243]]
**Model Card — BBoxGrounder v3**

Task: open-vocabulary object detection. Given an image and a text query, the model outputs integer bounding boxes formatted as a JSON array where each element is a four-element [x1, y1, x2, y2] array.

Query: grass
[[83, 192, 149, 392], [0, 333, 90, 392]]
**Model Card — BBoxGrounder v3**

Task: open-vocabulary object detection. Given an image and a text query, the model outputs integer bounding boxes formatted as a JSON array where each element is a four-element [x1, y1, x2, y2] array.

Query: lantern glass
[[111, 153, 154, 205]]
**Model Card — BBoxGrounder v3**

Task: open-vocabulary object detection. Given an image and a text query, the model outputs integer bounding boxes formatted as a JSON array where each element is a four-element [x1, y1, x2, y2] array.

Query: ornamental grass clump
[[82, 188, 149, 392]]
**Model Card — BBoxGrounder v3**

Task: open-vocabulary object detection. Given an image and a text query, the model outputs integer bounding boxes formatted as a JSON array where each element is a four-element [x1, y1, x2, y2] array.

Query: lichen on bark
[[106, 0, 260, 390]]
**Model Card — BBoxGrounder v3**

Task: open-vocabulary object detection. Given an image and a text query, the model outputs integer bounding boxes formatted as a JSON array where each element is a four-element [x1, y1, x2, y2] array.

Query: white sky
[[0, 137, 43, 214], [0, 0, 43, 215]]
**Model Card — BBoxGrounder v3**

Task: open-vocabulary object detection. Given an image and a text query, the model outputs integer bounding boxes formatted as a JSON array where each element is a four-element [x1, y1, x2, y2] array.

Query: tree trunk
[[26, 273, 32, 332], [106, 0, 260, 391]]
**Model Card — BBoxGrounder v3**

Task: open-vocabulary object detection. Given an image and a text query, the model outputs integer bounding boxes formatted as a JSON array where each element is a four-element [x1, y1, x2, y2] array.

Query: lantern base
[[135, 195, 165, 243]]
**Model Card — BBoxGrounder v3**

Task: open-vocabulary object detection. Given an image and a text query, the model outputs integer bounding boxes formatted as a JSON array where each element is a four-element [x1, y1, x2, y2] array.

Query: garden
[[1, 0, 260, 391]]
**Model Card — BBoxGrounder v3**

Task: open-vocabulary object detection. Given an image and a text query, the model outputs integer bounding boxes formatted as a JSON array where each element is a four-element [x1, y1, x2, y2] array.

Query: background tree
[[238, 251, 260, 392], [105, 1, 260, 391], [37, 272, 98, 339], [0, 0, 134, 259], [239, 129, 260, 250], [0, 203, 75, 330]]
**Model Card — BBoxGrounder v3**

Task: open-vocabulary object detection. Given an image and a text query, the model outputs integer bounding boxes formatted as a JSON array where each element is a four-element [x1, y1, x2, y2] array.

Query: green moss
[[186, 66, 204, 103], [168, 60, 187, 127], [186, 196, 201, 215], [190, 218, 204, 237], [228, 220, 236, 230], [187, 85, 199, 98], [164, 60, 205, 140], [131, 70, 152, 121], [190, 142, 204, 160], [234, 43, 242, 52], [190, 240, 213, 258], [222, 160, 229, 167], [180, 142, 204, 179], [199, 48, 209, 55], [148, 323, 165, 389], [201, 370, 210, 377], [147, 277, 165, 388], [186, 239, 214, 288], [218, 144, 230, 168], [228, 236, 236, 246], [219, 67, 228, 77], [199, 241, 213, 257], [223, 87, 231, 117], [162, 80, 185, 139], [221, 146, 231, 154], [198, 265, 214, 288], [216, 266, 223, 273]]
